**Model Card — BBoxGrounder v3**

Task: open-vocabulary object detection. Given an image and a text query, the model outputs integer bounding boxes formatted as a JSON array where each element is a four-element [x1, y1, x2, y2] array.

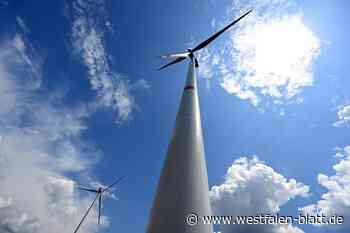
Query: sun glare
[[218, 14, 321, 106]]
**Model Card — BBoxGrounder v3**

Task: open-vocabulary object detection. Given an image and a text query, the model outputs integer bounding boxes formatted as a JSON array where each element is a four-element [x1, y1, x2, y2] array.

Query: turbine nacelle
[[186, 50, 199, 67], [158, 9, 253, 71]]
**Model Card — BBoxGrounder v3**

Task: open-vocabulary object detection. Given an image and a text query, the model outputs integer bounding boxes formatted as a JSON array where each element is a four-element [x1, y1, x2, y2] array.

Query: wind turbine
[[147, 9, 252, 233], [158, 9, 252, 70], [73, 176, 125, 233]]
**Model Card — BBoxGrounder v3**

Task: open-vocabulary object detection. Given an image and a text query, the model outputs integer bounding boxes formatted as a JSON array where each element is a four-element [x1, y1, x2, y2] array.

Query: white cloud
[[12, 30, 42, 90], [221, 78, 259, 106], [198, 0, 321, 108], [333, 105, 350, 127], [0, 196, 12, 209], [131, 78, 151, 92], [0, 35, 105, 233], [70, 0, 149, 123], [0, 58, 17, 118], [301, 146, 350, 231], [16, 16, 28, 34], [211, 18, 216, 28], [197, 48, 223, 91], [210, 156, 309, 233]]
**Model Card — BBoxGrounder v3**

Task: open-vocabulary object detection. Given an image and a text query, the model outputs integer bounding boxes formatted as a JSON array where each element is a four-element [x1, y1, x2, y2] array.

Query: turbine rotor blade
[[103, 176, 126, 192], [159, 52, 189, 60], [78, 187, 98, 193], [194, 57, 199, 68], [158, 56, 187, 71], [192, 9, 253, 52], [73, 193, 99, 233], [98, 194, 102, 225]]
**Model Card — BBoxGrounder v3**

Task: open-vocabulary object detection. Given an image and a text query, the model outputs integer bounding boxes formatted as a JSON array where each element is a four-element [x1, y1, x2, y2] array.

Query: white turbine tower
[[147, 9, 252, 233]]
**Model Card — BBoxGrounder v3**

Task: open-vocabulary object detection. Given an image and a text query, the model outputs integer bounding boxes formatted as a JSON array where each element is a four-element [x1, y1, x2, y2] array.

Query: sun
[[219, 14, 321, 106]]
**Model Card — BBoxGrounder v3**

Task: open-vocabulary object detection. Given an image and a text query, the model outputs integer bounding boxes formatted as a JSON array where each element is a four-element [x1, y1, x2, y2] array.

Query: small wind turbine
[[73, 176, 125, 233]]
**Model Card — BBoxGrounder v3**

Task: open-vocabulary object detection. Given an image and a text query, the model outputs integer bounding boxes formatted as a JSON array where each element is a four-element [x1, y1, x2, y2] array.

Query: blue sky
[[0, 1, 350, 233]]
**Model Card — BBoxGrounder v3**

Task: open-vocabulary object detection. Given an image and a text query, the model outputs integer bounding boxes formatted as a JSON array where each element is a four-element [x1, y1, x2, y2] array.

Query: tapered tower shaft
[[147, 59, 213, 233]]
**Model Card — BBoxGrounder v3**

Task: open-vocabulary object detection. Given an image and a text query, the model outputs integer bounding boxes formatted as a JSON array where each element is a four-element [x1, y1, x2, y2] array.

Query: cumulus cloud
[[0, 32, 105, 233], [301, 146, 350, 231], [210, 157, 309, 233], [70, 0, 149, 123], [333, 105, 350, 127], [198, 0, 321, 108]]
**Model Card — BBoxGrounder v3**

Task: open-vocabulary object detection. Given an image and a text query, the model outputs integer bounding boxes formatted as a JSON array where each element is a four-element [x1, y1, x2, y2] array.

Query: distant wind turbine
[[147, 9, 252, 233], [73, 176, 125, 233]]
